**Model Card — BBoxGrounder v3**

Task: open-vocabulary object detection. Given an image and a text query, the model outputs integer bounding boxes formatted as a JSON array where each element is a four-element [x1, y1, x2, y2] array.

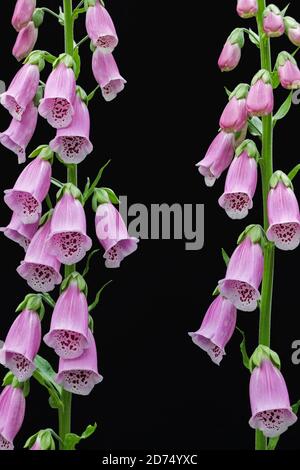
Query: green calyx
[[92, 187, 120, 212], [16, 294, 45, 320], [24, 50, 45, 71], [284, 16, 299, 31], [237, 224, 266, 247], [251, 69, 272, 85], [85, 0, 97, 7], [229, 83, 249, 101], [56, 183, 84, 204], [32, 8, 45, 28], [228, 28, 245, 48], [249, 345, 281, 372], [276, 51, 295, 69], [28, 144, 53, 163], [235, 139, 259, 161], [53, 53, 75, 70], [24, 429, 56, 450], [76, 85, 88, 104], [269, 170, 293, 190], [263, 4, 281, 17], [60, 272, 88, 296], [34, 85, 44, 107]]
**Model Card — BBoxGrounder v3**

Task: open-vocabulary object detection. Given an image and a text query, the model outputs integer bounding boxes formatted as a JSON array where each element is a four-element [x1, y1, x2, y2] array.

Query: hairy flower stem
[[255, 0, 275, 451]]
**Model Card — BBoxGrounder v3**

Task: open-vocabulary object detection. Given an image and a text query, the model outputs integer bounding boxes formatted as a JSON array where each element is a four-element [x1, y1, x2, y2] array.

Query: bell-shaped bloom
[[86, 1, 118, 53], [46, 192, 92, 265], [95, 202, 139, 268], [285, 17, 300, 47], [0, 386, 25, 450], [218, 41, 241, 72], [49, 94, 93, 164], [17, 219, 62, 292], [0, 212, 38, 251], [38, 63, 76, 128], [92, 49, 126, 102], [196, 132, 235, 187], [263, 7, 285, 37], [267, 181, 300, 250], [56, 329, 103, 396], [12, 21, 38, 62], [0, 101, 38, 163], [218, 148, 258, 219], [277, 53, 300, 90], [44, 281, 89, 359], [219, 97, 248, 133], [12, 0, 36, 31], [188, 296, 237, 365], [0, 309, 41, 382], [0, 64, 39, 121], [249, 359, 297, 437], [247, 74, 274, 116], [4, 156, 51, 224], [236, 0, 258, 18], [219, 236, 264, 312]]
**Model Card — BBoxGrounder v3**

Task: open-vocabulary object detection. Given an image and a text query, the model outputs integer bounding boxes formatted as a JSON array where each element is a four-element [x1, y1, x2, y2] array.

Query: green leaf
[[51, 177, 64, 188], [247, 28, 260, 48], [24, 432, 39, 449], [2, 371, 14, 386], [248, 117, 262, 139], [28, 145, 48, 159], [281, 3, 290, 16], [88, 280, 113, 313], [82, 249, 100, 277], [288, 164, 300, 181], [41, 293, 56, 308], [83, 159, 111, 202], [273, 92, 292, 126], [64, 423, 97, 450], [236, 327, 250, 371], [73, 44, 81, 79], [292, 399, 300, 414], [23, 380, 30, 398], [271, 70, 280, 89], [267, 436, 280, 450], [48, 394, 61, 409], [87, 85, 100, 102], [221, 248, 230, 266], [224, 87, 231, 97]]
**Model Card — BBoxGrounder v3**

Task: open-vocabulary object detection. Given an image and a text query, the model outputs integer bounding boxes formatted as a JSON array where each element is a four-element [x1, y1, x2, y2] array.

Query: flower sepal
[[15, 293, 45, 320], [249, 345, 281, 372], [229, 28, 245, 48], [32, 8, 44, 28], [24, 429, 56, 450], [229, 83, 249, 101], [237, 224, 266, 247], [92, 187, 120, 212], [60, 271, 88, 296], [235, 139, 260, 161], [24, 50, 45, 71], [56, 183, 84, 205], [52, 53, 75, 71], [269, 170, 293, 190]]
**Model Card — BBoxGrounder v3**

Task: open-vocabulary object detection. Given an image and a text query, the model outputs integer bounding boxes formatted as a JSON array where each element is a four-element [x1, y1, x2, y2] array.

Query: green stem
[[58, 0, 76, 451], [41, 7, 61, 20], [255, 0, 275, 451], [75, 34, 89, 49]]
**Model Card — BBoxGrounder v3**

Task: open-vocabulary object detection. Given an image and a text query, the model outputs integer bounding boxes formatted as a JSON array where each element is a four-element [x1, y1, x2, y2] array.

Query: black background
[[1, 0, 300, 451]]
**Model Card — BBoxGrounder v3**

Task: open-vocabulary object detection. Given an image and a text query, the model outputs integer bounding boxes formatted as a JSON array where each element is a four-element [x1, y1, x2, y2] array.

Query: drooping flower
[[0, 101, 38, 163], [188, 295, 237, 365], [56, 329, 103, 396], [267, 171, 300, 250], [4, 155, 52, 224], [12, 21, 38, 62], [46, 186, 92, 265], [49, 93, 93, 164], [263, 5, 285, 38], [12, 0, 36, 32], [219, 83, 249, 133], [246, 69, 274, 116], [44, 275, 89, 359], [218, 28, 244, 72], [276, 51, 300, 90], [284, 16, 300, 47], [196, 132, 235, 187], [218, 227, 264, 312], [0, 386, 26, 450], [86, 0, 118, 53], [27, 429, 55, 450], [218, 140, 258, 219], [0, 212, 38, 251], [17, 218, 62, 292], [92, 49, 126, 102], [38, 61, 76, 128], [236, 0, 258, 18]]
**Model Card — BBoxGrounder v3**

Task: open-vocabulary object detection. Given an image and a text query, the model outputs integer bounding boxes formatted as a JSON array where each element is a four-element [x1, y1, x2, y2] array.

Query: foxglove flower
[[218, 28, 244, 72], [196, 131, 235, 187], [12, 21, 38, 61], [38, 62, 76, 128], [249, 358, 297, 437], [276, 52, 300, 90], [12, 0, 36, 31], [56, 329, 103, 396], [4, 155, 52, 224], [92, 49, 126, 102], [219, 228, 264, 312], [263, 5, 285, 38], [44, 277, 89, 359], [0, 101, 38, 163], [0, 212, 38, 251], [188, 295, 237, 365], [267, 171, 300, 250], [284, 16, 300, 47], [17, 218, 62, 292], [27, 429, 55, 450], [247, 69, 274, 116], [95, 201, 139, 268], [0, 64, 39, 121], [218, 140, 258, 219], [86, 0, 118, 53], [0, 309, 41, 381], [236, 0, 258, 18], [46, 188, 92, 265], [219, 83, 248, 133], [0, 386, 25, 450], [50, 93, 93, 164]]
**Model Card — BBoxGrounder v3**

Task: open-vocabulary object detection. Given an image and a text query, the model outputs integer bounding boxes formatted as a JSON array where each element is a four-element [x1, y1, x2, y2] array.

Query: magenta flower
[[188, 295, 237, 365], [0, 212, 38, 251], [44, 278, 89, 359], [218, 29, 244, 72], [0, 101, 38, 163], [50, 93, 93, 164], [56, 329, 103, 396], [17, 219, 62, 292], [236, 0, 258, 18], [92, 49, 126, 102], [4, 156, 52, 224], [218, 140, 258, 219], [0, 64, 39, 121], [219, 84, 248, 133], [263, 6, 285, 38], [219, 230, 264, 312], [86, 1, 118, 53], [196, 132, 235, 187], [12, 0, 36, 31], [46, 190, 92, 265], [267, 172, 300, 250], [95, 202, 139, 268], [246, 69, 274, 116], [0, 309, 41, 381], [38, 62, 76, 128], [284, 17, 300, 47], [0, 386, 25, 450], [249, 359, 297, 437], [277, 52, 300, 90], [12, 21, 38, 62]]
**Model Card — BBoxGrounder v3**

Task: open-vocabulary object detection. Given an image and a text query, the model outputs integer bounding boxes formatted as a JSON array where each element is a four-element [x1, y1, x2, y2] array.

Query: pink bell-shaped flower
[[219, 84, 249, 133], [218, 28, 244, 72], [276, 51, 300, 90], [92, 49, 126, 102], [86, 0, 118, 53], [247, 69, 274, 116], [263, 5, 285, 38], [0, 386, 26, 450], [12, 21, 38, 62], [284, 16, 300, 47], [0, 212, 38, 251], [12, 0, 36, 32], [236, 0, 258, 18]]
